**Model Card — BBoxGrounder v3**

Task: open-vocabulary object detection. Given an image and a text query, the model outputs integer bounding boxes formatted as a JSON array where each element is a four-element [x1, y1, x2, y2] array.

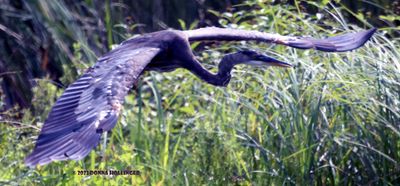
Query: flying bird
[[25, 27, 376, 167]]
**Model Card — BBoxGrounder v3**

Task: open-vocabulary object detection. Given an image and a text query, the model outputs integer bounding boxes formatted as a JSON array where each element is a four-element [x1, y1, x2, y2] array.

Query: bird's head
[[231, 50, 293, 68], [216, 50, 293, 84]]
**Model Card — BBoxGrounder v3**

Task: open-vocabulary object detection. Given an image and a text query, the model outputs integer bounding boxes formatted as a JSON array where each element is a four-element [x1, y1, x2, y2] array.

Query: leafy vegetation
[[1, 0, 399, 185]]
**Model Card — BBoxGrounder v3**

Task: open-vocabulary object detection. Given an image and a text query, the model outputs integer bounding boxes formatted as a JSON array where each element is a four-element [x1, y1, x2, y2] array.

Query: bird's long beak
[[245, 54, 293, 67]]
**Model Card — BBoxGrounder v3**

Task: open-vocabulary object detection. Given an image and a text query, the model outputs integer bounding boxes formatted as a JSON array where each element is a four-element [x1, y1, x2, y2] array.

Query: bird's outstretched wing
[[25, 44, 161, 167], [184, 27, 376, 52]]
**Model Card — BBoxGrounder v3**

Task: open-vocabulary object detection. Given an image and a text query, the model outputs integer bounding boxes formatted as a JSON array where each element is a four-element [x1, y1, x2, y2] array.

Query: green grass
[[1, 1, 399, 185]]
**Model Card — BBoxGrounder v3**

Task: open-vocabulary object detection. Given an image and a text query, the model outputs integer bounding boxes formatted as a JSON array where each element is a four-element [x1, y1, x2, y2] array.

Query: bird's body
[[25, 27, 376, 167]]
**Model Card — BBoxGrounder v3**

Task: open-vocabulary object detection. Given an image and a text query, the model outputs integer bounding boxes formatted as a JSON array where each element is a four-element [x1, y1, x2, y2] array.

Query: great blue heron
[[25, 27, 376, 167]]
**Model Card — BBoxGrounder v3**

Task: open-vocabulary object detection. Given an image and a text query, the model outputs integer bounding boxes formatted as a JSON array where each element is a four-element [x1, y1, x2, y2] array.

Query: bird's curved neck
[[183, 55, 236, 87]]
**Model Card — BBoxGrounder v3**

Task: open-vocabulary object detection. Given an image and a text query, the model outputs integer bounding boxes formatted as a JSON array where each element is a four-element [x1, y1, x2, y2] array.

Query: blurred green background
[[0, 0, 399, 185]]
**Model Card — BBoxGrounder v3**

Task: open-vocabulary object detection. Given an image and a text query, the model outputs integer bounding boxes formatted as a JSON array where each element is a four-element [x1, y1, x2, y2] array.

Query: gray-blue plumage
[[25, 27, 376, 167]]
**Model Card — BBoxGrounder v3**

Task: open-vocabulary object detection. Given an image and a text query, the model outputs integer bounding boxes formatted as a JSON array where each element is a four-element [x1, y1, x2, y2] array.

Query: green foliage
[[1, 0, 399, 185]]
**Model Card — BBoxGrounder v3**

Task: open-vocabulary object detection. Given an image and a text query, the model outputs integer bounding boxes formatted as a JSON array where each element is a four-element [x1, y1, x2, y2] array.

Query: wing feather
[[25, 44, 161, 167], [184, 27, 376, 52]]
